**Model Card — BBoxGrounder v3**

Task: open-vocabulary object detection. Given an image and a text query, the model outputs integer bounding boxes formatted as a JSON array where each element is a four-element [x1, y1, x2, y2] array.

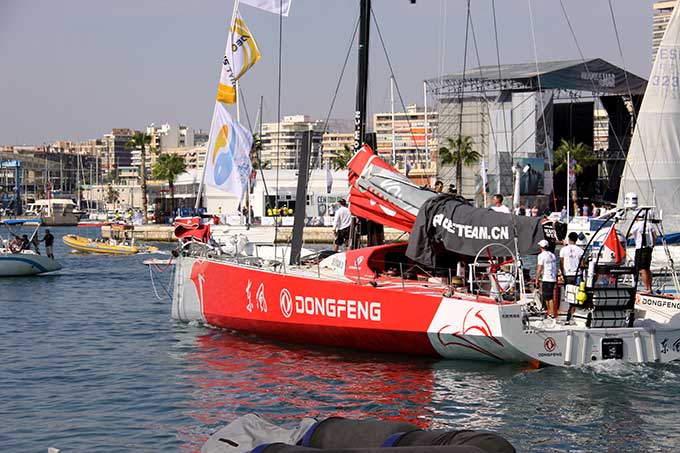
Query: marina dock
[[101, 224, 408, 244]]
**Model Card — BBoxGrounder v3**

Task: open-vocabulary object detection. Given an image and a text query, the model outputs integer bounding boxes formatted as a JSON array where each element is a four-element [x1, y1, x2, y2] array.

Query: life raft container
[[202, 415, 515, 453]]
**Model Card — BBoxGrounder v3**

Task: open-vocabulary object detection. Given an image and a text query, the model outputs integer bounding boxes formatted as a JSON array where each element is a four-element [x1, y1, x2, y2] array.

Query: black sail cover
[[406, 195, 547, 266]]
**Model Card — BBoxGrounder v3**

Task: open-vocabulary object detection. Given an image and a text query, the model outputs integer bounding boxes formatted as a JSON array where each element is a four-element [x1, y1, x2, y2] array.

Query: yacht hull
[[0, 253, 62, 276], [172, 255, 680, 366]]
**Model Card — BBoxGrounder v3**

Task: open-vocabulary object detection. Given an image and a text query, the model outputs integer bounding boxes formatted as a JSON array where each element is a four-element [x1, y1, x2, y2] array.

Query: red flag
[[603, 225, 625, 264]]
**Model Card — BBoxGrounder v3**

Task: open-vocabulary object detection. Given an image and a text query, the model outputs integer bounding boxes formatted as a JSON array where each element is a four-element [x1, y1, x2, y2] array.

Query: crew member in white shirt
[[332, 198, 352, 252], [491, 194, 511, 214], [560, 232, 584, 320], [629, 214, 657, 292], [536, 239, 558, 318]]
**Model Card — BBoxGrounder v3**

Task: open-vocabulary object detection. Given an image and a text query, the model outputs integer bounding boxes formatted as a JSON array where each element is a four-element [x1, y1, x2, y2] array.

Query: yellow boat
[[63, 234, 159, 255]]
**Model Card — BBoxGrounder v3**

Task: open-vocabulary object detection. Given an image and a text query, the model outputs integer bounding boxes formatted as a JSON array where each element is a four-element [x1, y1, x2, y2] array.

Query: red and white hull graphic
[[172, 256, 535, 362], [173, 256, 680, 366]]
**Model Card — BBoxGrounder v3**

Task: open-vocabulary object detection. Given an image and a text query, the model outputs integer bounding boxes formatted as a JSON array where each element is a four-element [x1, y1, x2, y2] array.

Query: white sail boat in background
[[618, 4, 680, 243]]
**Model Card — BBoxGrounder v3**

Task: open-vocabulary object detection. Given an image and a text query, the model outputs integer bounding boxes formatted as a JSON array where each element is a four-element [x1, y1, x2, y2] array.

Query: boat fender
[[396, 429, 516, 453], [301, 417, 420, 448], [252, 444, 488, 453], [576, 282, 588, 305]]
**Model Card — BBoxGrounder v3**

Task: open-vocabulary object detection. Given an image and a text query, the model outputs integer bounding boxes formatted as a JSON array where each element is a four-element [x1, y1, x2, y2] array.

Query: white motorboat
[[0, 220, 62, 276]]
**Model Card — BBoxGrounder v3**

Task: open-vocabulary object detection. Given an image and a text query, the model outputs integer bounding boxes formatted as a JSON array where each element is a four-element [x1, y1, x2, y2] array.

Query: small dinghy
[[202, 415, 515, 453], [63, 224, 159, 255]]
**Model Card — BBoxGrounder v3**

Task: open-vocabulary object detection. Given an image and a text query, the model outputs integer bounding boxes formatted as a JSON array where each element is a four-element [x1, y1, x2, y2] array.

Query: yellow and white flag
[[240, 0, 291, 16], [204, 101, 253, 200], [216, 11, 262, 104]]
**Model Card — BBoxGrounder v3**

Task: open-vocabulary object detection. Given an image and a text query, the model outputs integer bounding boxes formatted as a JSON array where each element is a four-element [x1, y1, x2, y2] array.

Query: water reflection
[[175, 328, 532, 450], [173, 325, 680, 452]]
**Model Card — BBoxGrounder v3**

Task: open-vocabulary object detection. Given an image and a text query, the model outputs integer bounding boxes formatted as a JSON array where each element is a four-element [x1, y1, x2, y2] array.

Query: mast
[[349, 0, 373, 249], [353, 0, 371, 153]]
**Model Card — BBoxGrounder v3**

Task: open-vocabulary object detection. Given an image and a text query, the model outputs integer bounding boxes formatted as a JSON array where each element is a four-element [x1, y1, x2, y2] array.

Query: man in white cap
[[535, 239, 558, 318]]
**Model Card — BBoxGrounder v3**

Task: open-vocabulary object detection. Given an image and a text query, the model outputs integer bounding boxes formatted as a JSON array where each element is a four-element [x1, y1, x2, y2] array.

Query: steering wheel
[[472, 243, 517, 295]]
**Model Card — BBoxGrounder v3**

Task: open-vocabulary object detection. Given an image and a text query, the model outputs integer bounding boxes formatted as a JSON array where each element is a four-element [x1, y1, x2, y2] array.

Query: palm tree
[[126, 132, 153, 223], [438, 135, 480, 192], [554, 138, 597, 212], [330, 144, 354, 170], [152, 153, 186, 219]]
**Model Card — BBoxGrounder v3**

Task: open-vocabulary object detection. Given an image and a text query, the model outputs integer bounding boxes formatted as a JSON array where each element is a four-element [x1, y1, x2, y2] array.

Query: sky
[[0, 0, 657, 145]]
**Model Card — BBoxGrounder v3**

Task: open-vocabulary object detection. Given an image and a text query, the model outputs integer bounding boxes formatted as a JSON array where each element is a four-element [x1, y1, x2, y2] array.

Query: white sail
[[618, 6, 680, 233]]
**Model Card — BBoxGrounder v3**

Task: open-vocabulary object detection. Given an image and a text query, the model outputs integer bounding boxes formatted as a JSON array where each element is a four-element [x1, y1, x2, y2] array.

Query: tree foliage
[[152, 153, 186, 218], [106, 185, 119, 205], [126, 132, 153, 223], [438, 135, 480, 191], [553, 139, 597, 176], [330, 144, 354, 170]]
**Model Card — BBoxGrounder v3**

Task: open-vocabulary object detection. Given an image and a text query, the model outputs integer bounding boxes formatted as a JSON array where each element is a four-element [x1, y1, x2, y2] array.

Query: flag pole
[[390, 76, 396, 165], [194, 0, 241, 212], [566, 149, 570, 221]]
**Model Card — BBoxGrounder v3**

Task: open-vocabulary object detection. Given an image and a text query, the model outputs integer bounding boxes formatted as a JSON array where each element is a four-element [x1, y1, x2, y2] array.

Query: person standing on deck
[[434, 180, 443, 193], [30, 235, 40, 254], [560, 232, 584, 320], [41, 229, 55, 259], [536, 239, 558, 318], [629, 214, 657, 293], [332, 199, 352, 252]]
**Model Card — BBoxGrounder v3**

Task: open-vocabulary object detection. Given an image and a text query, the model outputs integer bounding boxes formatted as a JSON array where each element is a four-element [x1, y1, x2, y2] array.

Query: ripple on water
[[2, 227, 680, 452]]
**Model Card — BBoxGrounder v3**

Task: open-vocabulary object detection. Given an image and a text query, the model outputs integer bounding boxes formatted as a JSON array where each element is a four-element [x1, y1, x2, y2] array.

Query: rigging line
[[238, 85, 253, 132], [311, 12, 360, 194], [437, 0, 448, 88], [468, 5, 500, 198], [371, 7, 422, 163], [491, 0, 511, 185], [607, 0, 655, 199], [274, 0, 283, 257], [526, 0, 554, 209], [450, 0, 471, 189], [256, 96, 271, 202], [557, 0, 643, 194]]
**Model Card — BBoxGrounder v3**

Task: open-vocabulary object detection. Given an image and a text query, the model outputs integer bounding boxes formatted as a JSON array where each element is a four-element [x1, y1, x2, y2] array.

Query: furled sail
[[405, 196, 546, 264], [347, 145, 436, 232], [346, 146, 560, 257], [618, 6, 680, 233]]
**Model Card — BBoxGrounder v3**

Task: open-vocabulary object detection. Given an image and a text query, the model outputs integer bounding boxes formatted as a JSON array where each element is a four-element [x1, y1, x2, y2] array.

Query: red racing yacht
[[170, 0, 680, 367], [171, 146, 680, 367]]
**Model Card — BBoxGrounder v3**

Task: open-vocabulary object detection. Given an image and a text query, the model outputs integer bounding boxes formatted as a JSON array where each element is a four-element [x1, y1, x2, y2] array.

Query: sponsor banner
[[637, 294, 680, 311], [188, 259, 440, 331], [204, 101, 253, 200]]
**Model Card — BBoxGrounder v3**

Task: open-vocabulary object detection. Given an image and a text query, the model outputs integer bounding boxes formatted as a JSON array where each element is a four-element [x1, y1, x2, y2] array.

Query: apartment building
[[102, 128, 134, 178], [373, 104, 438, 179], [653, 1, 676, 61], [259, 115, 324, 169]]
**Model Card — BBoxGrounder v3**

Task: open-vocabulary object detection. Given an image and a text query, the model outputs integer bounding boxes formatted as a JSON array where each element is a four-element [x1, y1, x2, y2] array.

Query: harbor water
[[1, 227, 679, 452]]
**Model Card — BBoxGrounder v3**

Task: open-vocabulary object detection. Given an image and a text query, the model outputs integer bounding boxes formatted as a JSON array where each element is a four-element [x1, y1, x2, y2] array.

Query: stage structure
[[427, 58, 646, 207]]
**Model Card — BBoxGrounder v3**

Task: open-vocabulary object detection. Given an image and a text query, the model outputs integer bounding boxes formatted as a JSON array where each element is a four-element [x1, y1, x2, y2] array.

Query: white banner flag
[[325, 160, 333, 194], [204, 101, 253, 200], [239, 0, 291, 16], [480, 159, 488, 188], [217, 12, 261, 104]]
